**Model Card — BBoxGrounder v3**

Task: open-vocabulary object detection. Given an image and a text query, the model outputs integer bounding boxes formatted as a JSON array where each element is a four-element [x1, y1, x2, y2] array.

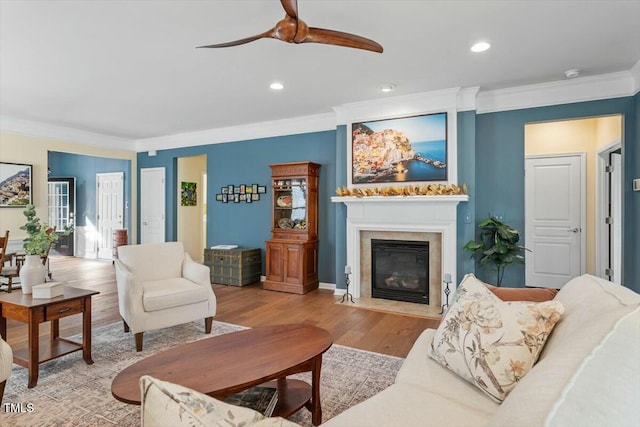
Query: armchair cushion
[[142, 278, 210, 312], [118, 242, 185, 282]]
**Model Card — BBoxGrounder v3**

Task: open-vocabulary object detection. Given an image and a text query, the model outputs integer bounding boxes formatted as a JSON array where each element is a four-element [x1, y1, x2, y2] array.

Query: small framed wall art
[[0, 162, 32, 207]]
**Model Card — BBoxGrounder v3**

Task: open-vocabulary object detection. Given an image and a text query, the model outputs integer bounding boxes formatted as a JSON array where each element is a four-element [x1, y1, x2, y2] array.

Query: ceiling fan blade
[[304, 27, 383, 53], [197, 30, 274, 48], [280, 0, 298, 19]]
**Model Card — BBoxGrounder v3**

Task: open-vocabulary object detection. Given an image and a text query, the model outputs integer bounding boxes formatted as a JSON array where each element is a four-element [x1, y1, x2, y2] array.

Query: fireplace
[[331, 194, 468, 309], [371, 239, 429, 304]]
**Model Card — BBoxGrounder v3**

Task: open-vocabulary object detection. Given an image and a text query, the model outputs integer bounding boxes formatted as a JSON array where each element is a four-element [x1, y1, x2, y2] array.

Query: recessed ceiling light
[[269, 82, 284, 90], [379, 83, 396, 93], [564, 69, 580, 79], [470, 41, 491, 53]]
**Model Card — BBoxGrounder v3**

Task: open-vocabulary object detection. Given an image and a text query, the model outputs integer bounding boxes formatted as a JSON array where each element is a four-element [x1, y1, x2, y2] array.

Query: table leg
[[28, 310, 40, 388], [310, 354, 323, 426], [51, 319, 60, 341], [82, 296, 94, 365]]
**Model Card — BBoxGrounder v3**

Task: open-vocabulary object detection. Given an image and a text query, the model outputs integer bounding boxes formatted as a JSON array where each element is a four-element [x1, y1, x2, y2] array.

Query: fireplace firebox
[[371, 239, 429, 304]]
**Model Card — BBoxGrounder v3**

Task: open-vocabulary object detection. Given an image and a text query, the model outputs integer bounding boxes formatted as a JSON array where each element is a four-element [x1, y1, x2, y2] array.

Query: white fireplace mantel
[[332, 195, 468, 304]]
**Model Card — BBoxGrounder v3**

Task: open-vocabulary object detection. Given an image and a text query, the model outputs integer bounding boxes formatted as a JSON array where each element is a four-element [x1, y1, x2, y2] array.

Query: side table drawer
[[45, 299, 84, 320]]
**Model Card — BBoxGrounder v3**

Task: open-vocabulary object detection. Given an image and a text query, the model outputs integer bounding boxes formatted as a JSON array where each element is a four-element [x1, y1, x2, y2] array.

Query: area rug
[[3, 321, 404, 426]]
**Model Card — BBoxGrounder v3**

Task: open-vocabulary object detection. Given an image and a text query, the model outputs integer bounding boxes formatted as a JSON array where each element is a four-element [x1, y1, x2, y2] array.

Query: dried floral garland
[[335, 183, 467, 197]]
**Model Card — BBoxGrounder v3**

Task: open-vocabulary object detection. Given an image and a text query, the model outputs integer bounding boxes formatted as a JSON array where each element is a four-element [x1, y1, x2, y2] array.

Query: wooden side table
[[0, 287, 99, 387]]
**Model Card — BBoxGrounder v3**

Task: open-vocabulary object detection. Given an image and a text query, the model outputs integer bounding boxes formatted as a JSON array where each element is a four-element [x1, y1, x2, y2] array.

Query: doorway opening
[[524, 114, 623, 286]]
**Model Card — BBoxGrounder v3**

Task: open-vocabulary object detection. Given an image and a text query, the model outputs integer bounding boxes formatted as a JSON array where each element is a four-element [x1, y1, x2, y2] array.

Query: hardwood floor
[[3, 255, 440, 358]]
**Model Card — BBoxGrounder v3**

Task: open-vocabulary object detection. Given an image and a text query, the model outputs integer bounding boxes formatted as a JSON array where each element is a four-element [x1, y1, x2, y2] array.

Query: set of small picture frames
[[216, 184, 267, 204]]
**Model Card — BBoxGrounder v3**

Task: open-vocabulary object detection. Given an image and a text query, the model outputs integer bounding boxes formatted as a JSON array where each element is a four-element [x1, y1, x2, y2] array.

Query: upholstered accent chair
[[0, 337, 12, 404], [115, 242, 216, 351]]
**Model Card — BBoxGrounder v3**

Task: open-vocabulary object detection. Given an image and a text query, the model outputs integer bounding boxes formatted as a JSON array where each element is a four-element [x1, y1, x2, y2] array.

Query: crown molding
[[135, 112, 336, 152], [0, 116, 134, 150], [333, 87, 466, 125], [476, 70, 637, 114], [631, 60, 640, 95]]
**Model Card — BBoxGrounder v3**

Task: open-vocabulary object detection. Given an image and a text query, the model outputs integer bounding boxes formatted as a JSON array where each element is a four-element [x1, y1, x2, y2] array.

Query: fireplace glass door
[[371, 239, 429, 304]]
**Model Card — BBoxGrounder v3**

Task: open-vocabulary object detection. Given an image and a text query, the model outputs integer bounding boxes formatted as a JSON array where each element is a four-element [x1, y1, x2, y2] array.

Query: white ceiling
[[1, 0, 639, 144]]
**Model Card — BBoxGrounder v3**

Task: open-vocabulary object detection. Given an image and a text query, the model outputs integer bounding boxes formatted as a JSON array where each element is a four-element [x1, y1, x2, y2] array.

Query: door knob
[[569, 227, 581, 233]]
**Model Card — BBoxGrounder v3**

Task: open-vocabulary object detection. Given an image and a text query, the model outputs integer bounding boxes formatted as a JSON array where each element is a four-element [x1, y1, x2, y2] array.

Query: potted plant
[[19, 204, 68, 293], [463, 216, 528, 287]]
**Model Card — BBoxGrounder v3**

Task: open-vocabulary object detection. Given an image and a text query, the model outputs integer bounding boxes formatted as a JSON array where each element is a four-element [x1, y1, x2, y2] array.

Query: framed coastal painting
[[0, 162, 32, 207], [351, 112, 448, 184]]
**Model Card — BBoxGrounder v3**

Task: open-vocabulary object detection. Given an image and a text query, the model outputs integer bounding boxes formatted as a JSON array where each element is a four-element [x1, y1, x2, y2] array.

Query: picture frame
[[258, 185, 267, 194], [245, 195, 252, 203], [221, 187, 229, 195], [227, 184, 234, 194], [222, 194, 228, 203], [351, 112, 448, 184], [0, 162, 32, 207], [252, 184, 258, 193], [239, 184, 246, 194], [180, 182, 197, 206], [215, 194, 223, 201], [251, 193, 260, 201]]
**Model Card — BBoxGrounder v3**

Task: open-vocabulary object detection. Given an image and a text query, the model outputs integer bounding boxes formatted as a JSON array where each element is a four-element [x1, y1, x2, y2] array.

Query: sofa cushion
[[429, 274, 564, 402], [396, 329, 500, 414], [322, 382, 496, 427], [488, 274, 640, 427], [487, 284, 558, 302], [142, 278, 210, 312], [139, 375, 299, 427]]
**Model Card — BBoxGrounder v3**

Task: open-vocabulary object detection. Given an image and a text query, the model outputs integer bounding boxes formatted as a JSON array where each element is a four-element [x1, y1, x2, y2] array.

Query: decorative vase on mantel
[[19, 255, 46, 294]]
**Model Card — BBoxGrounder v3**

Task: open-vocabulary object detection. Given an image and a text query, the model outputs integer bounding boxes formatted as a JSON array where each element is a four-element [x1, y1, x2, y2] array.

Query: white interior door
[[96, 172, 124, 259], [141, 167, 165, 244], [610, 153, 622, 284], [525, 154, 585, 288]]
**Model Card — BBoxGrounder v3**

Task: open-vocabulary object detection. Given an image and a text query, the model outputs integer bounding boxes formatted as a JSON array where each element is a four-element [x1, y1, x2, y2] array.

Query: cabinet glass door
[[274, 178, 308, 230]]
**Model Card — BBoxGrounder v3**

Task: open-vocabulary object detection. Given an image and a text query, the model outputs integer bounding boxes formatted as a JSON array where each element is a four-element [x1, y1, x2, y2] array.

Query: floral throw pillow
[[428, 274, 564, 402]]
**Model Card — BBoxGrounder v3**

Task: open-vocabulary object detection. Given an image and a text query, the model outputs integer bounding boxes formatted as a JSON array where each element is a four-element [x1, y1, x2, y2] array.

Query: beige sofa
[[140, 274, 640, 427], [323, 274, 640, 427], [0, 337, 11, 403]]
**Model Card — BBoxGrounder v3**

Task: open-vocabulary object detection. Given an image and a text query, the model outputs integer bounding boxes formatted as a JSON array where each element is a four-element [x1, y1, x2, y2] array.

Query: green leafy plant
[[20, 204, 71, 255], [463, 217, 528, 287]]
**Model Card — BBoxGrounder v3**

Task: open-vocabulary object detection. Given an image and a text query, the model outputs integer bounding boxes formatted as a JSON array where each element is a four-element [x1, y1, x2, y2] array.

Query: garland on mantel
[[335, 183, 468, 197]]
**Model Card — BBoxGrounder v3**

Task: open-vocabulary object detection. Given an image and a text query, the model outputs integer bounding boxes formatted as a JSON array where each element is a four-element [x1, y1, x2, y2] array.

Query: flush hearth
[[371, 239, 429, 304]]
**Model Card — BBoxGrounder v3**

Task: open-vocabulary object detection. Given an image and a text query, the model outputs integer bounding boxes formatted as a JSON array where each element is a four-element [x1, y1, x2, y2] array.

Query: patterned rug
[[3, 321, 404, 426]]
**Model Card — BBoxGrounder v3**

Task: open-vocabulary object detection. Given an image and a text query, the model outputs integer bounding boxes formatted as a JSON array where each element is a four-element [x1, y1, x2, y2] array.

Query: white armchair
[[115, 242, 216, 351], [1, 337, 12, 403]]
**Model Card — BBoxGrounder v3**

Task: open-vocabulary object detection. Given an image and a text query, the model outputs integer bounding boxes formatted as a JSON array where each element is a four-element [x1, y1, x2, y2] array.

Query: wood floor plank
[[3, 255, 439, 358]]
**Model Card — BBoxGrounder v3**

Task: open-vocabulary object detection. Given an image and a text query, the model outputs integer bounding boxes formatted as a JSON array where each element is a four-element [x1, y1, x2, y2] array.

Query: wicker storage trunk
[[204, 247, 261, 286]]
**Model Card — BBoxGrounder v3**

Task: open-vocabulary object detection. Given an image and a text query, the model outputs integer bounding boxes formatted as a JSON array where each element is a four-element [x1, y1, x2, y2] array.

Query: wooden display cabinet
[[264, 161, 320, 294]]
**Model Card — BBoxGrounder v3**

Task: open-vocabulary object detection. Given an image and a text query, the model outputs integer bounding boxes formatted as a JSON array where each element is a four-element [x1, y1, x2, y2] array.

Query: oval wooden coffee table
[[111, 323, 333, 425]]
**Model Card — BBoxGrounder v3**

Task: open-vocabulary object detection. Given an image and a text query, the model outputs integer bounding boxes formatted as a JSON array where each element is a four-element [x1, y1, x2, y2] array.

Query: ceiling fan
[[197, 0, 383, 53]]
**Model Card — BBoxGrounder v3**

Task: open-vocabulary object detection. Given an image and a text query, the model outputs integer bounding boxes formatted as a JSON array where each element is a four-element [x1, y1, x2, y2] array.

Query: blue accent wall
[[475, 96, 638, 291], [456, 111, 476, 281], [137, 130, 338, 284], [334, 125, 348, 289], [133, 95, 638, 293], [47, 151, 132, 230]]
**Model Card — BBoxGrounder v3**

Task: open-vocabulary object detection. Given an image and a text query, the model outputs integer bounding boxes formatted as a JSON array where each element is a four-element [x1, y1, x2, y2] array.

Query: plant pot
[[19, 254, 46, 294]]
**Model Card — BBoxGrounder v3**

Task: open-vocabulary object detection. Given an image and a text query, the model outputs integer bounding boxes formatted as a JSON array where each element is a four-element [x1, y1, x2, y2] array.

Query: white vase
[[19, 254, 46, 294]]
